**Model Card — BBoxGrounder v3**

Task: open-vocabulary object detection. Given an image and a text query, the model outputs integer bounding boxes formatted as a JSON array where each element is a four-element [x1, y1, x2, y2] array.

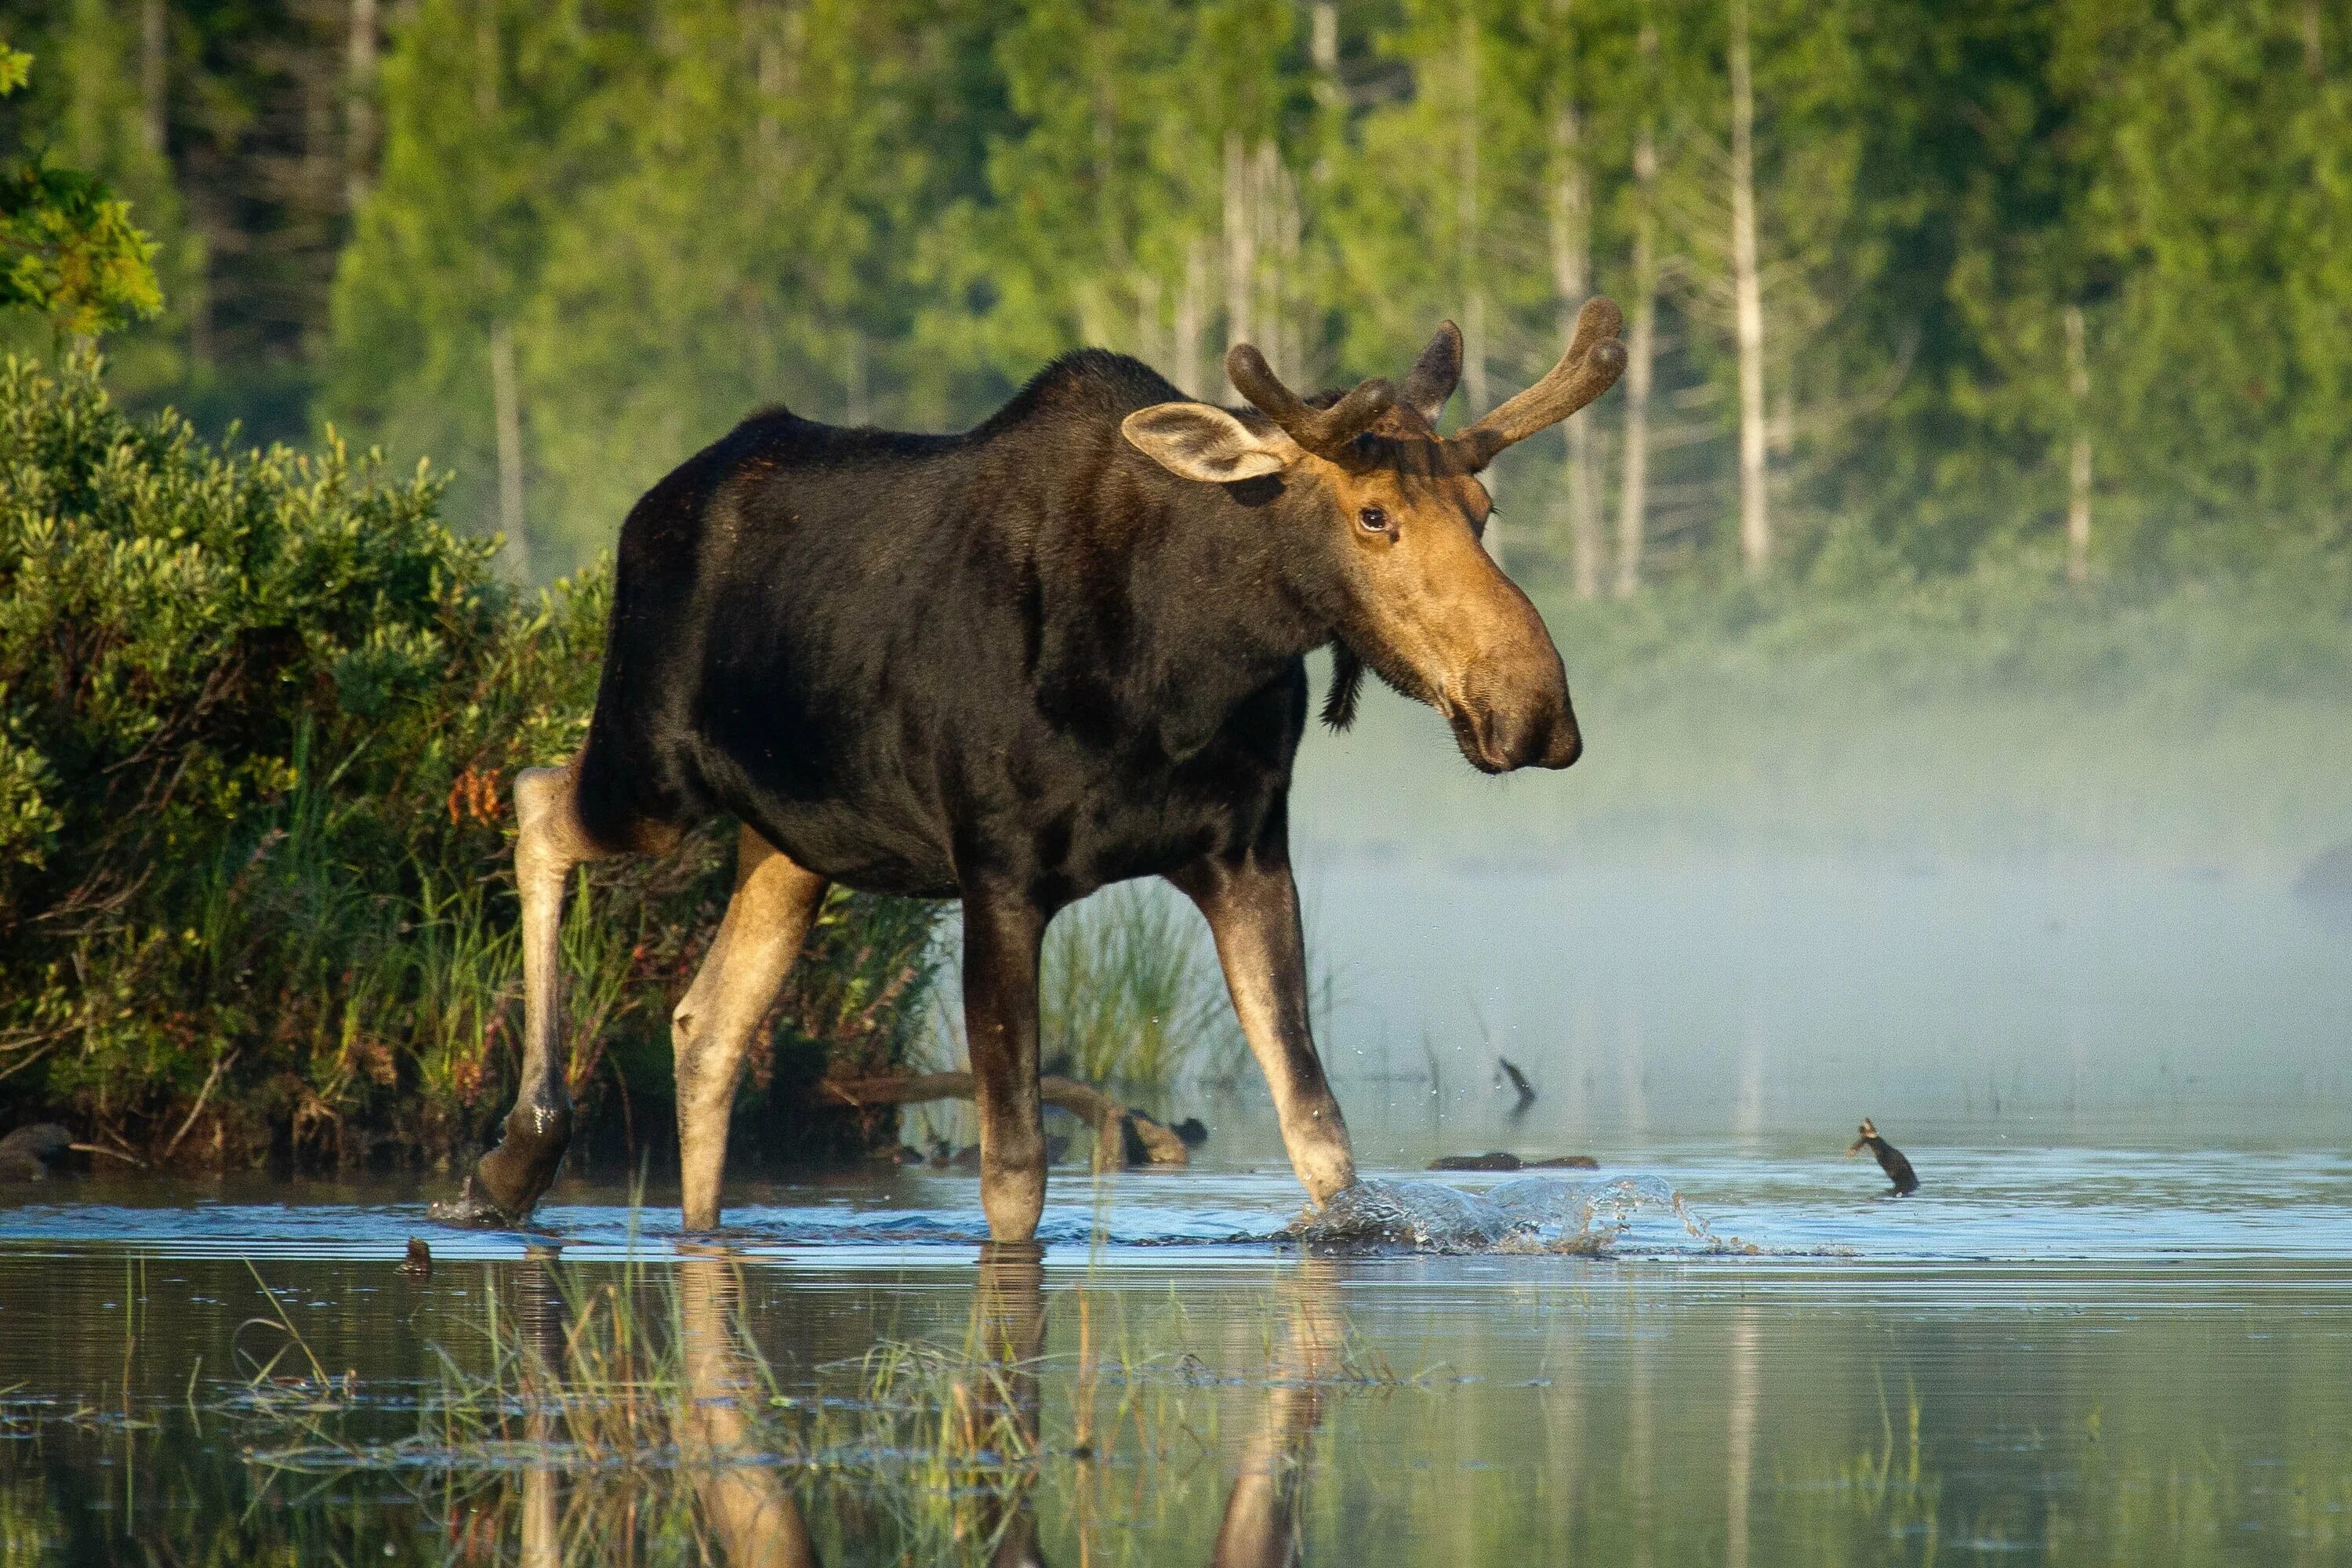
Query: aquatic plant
[[0, 354, 942, 1170]]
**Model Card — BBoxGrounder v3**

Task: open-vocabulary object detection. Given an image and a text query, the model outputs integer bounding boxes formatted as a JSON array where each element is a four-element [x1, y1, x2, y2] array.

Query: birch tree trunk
[[2065, 303, 2092, 584], [1548, 2, 1599, 597], [1615, 26, 1660, 598], [140, 0, 167, 158], [1729, 0, 1771, 576], [1312, 2, 1341, 107], [345, 0, 378, 212], [1457, 12, 1489, 419], [490, 320, 530, 580], [1223, 132, 1254, 385], [1175, 238, 1206, 399]]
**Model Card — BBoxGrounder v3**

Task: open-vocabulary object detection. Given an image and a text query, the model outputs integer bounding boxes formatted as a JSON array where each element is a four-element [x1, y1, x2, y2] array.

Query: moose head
[[1123, 298, 1626, 773]]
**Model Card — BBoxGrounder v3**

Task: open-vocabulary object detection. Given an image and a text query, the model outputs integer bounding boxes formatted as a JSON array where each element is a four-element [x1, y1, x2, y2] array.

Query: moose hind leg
[[673, 827, 828, 1232], [1171, 855, 1358, 1206], [437, 760, 606, 1227]]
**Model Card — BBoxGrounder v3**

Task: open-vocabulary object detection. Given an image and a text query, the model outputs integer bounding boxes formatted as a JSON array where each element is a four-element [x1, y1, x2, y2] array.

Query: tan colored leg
[[1211, 1260, 1341, 1568], [673, 826, 828, 1232], [676, 1249, 818, 1567], [441, 760, 606, 1225], [1171, 854, 1358, 1207]]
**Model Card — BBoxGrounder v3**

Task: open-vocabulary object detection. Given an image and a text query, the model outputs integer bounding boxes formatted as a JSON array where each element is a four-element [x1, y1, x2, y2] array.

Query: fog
[[1284, 654, 2352, 1156]]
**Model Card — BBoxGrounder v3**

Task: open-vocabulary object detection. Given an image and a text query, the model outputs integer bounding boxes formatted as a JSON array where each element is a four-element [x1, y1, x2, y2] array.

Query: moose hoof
[[425, 1175, 515, 1229], [434, 1106, 573, 1228]]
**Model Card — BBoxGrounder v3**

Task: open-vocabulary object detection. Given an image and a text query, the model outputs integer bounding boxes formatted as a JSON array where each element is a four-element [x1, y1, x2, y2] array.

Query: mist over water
[[1283, 659, 2352, 1156]]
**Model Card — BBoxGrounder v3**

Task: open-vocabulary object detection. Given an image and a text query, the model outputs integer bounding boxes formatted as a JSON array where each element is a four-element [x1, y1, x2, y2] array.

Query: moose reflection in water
[[502, 1248, 1341, 1567]]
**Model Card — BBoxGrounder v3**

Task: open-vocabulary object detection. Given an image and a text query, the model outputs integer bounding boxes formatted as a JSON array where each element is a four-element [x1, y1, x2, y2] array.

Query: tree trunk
[[1729, 0, 1770, 577], [1254, 142, 1300, 381], [1616, 20, 1660, 598], [490, 319, 530, 579], [1548, 2, 1599, 597], [1457, 12, 1489, 419], [140, 0, 167, 158], [1618, 121, 1656, 594], [345, 0, 378, 212], [2065, 303, 2091, 585], [2305, 0, 2324, 79], [1223, 132, 1254, 383], [1175, 238, 1206, 398]]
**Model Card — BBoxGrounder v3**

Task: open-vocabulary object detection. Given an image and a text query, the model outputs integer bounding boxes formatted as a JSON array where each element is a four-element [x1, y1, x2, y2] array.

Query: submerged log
[[821, 1074, 1190, 1171], [1429, 1151, 1599, 1172]]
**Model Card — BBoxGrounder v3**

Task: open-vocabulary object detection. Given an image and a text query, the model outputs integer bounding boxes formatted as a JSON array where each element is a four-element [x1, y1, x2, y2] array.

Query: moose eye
[[1357, 505, 1389, 534]]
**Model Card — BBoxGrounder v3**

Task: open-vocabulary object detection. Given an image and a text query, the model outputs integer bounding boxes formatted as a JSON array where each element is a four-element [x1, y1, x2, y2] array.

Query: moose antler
[[1225, 343, 1396, 459], [1447, 296, 1628, 469]]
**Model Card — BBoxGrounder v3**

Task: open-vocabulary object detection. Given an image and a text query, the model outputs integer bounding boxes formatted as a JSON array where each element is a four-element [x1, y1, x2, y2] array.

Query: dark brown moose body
[[441, 301, 1628, 1240]]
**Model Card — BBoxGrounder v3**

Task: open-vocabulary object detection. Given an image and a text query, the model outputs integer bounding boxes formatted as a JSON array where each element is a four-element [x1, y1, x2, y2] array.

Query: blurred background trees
[[0, 0, 2343, 590]]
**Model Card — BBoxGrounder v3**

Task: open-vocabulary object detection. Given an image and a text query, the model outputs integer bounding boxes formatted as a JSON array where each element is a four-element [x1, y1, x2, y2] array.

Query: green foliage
[[0, 354, 939, 1165], [0, 38, 162, 340], [0, 4, 2340, 590]]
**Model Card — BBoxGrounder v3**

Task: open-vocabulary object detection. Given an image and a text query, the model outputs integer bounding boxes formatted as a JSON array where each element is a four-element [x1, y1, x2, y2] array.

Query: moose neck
[[1041, 451, 1327, 761]]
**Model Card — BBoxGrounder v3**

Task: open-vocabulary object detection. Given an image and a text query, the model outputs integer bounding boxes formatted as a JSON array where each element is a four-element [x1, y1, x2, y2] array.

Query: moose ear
[[1402, 321, 1465, 423], [1122, 403, 1301, 483]]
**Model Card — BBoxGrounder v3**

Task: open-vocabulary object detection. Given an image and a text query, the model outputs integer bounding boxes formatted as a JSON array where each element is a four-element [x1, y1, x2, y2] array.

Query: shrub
[[0, 353, 940, 1169]]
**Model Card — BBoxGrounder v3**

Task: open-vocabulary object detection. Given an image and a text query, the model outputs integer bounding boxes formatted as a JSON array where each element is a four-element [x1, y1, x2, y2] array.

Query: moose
[[437, 298, 1627, 1240]]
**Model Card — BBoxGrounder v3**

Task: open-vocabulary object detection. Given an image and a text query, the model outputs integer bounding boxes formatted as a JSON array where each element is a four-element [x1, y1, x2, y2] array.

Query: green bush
[[0, 353, 940, 1169]]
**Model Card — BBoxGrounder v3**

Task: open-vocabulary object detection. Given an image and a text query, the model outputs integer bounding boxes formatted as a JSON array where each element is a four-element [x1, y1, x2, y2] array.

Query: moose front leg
[[961, 891, 1049, 1242], [437, 760, 605, 1227], [1171, 852, 1358, 1206]]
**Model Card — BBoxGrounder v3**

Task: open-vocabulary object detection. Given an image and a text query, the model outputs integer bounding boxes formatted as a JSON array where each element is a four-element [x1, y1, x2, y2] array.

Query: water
[[3, 1141, 2348, 1563]]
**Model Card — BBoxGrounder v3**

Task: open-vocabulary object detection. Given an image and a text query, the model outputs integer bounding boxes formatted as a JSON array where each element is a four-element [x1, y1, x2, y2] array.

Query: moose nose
[[1456, 691, 1581, 772], [1507, 702, 1581, 771], [1537, 708, 1583, 769]]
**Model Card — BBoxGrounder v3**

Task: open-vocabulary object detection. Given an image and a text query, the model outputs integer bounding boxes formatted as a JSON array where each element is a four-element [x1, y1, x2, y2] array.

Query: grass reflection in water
[[2, 1239, 2348, 1565]]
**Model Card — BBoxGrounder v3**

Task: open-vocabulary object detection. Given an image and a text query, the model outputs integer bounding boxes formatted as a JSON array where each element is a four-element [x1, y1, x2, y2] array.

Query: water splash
[[1289, 1174, 1753, 1255]]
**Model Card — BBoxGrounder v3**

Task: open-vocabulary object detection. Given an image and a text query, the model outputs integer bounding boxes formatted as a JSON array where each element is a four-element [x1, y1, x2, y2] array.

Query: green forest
[[2, 0, 2346, 592], [0, 1, 2347, 1167]]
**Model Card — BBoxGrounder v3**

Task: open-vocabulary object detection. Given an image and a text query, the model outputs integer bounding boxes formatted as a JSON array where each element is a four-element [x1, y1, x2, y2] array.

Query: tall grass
[[1039, 884, 1245, 1095]]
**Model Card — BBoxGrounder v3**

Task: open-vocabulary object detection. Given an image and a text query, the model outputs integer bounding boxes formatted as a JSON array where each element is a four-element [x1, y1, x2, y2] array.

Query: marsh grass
[[182, 1240, 1416, 1567], [1039, 884, 1245, 1095], [220, 1259, 1120, 1562]]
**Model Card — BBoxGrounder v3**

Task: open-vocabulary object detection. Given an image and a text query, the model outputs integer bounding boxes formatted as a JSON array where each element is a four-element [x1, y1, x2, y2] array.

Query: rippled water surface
[[4, 1134, 2349, 1565]]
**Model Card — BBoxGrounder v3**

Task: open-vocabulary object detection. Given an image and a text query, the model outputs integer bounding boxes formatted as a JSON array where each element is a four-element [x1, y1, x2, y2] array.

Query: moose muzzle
[[1449, 645, 1582, 774]]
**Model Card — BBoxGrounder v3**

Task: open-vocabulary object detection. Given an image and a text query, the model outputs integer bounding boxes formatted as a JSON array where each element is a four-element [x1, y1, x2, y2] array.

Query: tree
[[0, 38, 163, 342]]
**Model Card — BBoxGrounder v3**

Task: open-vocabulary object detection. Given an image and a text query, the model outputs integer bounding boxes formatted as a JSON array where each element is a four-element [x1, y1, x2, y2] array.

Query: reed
[[1038, 884, 1245, 1095]]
